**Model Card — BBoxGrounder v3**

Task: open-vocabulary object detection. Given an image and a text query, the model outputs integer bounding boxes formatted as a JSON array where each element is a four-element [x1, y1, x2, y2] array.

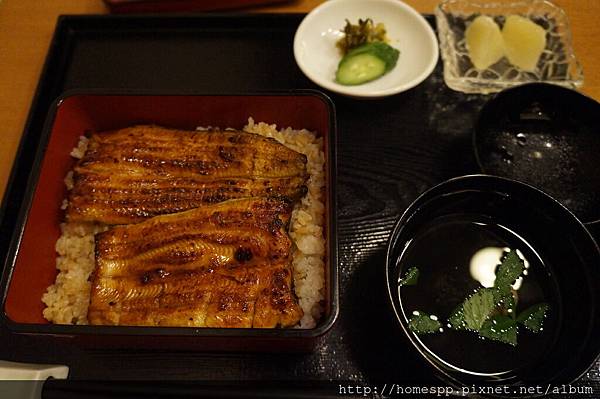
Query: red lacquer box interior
[[0, 91, 338, 351]]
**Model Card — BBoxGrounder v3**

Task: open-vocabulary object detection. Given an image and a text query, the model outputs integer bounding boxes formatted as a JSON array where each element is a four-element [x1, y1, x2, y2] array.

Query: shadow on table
[[343, 247, 435, 384]]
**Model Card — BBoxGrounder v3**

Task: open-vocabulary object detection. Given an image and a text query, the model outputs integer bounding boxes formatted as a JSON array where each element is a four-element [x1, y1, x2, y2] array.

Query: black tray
[[1, 13, 598, 397]]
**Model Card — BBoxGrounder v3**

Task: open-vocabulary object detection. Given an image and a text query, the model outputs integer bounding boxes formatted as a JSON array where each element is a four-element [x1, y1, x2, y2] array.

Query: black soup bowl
[[385, 175, 600, 390], [474, 83, 600, 224]]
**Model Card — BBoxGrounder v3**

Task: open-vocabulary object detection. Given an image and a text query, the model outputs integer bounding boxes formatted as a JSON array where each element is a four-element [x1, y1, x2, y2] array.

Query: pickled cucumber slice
[[336, 53, 386, 85], [465, 15, 504, 70], [502, 15, 547, 71], [335, 42, 399, 85]]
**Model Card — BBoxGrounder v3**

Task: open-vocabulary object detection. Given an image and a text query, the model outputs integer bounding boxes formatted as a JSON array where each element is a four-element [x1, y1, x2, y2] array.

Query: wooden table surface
[[0, 0, 598, 201]]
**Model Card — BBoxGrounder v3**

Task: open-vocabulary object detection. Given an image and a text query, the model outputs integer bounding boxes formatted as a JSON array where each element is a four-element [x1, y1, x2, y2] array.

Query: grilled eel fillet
[[66, 125, 308, 225], [88, 197, 303, 328]]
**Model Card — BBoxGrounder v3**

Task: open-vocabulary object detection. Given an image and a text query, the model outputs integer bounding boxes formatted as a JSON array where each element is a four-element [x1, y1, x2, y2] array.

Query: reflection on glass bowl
[[435, 0, 583, 94]]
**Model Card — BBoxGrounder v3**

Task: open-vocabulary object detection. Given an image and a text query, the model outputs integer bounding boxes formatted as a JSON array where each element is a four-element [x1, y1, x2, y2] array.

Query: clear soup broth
[[397, 214, 559, 376]]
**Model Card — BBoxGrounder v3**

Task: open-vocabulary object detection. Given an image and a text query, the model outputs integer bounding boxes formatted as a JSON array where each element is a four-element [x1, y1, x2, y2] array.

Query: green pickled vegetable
[[336, 18, 388, 55], [335, 42, 399, 85]]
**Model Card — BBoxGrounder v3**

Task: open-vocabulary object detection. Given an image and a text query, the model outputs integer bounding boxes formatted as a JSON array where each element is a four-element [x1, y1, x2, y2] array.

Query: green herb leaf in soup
[[494, 250, 525, 291], [463, 288, 496, 331], [402, 247, 549, 346], [448, 304, 467, 330], [517, 303, 549, 332], [479, 315, 518, 346], [399, 267, 419, 287], [492, 287, 516, 317], [408, 311, 442, 334]]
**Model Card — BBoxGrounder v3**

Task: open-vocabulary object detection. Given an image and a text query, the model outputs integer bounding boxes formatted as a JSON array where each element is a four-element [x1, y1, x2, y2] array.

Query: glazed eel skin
[[88, 197, 303, 328], [66, 125, 308, 225]]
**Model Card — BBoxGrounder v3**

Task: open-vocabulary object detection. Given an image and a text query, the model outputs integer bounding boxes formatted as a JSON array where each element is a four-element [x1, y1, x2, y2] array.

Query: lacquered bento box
[[0, 91, 338, 351]]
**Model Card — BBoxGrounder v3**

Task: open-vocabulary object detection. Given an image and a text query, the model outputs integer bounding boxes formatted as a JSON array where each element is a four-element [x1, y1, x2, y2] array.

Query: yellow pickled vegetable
[[465, 15, 504, 70], [502, 15, 547, 71]]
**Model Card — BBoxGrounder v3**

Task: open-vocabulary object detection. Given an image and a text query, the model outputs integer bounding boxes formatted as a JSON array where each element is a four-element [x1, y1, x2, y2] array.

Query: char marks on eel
[[66, 125, 308, 225], [88, 197, 303, 328]]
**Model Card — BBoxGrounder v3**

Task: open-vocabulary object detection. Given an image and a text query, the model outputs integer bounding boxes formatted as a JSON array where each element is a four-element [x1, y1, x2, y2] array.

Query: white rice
[[41, 222, 107, 324], [42, 120, 326, 328], [69, 135, 88, 160]]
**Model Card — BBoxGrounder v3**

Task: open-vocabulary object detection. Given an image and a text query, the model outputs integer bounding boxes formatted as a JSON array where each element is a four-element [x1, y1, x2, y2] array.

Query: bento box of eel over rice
[[0, 91, 338, 351]]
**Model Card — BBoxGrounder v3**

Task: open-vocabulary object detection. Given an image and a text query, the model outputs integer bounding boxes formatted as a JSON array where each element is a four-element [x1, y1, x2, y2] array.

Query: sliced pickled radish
[[465, 15, 504, 70], [502, 15, 547, 72]]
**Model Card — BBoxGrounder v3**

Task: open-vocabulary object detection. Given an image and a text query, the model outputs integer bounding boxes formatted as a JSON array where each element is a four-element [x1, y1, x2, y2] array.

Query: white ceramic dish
[[293, 0, 439, 98]]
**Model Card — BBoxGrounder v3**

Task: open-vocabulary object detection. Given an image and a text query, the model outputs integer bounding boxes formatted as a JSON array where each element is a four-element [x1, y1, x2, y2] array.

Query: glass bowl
[[435, 0, 583, 94]]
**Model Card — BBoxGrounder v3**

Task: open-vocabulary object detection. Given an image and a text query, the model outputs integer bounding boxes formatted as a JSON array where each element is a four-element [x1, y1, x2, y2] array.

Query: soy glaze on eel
[[66, 125, 308, 225], [88, 197, 303, 328]]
